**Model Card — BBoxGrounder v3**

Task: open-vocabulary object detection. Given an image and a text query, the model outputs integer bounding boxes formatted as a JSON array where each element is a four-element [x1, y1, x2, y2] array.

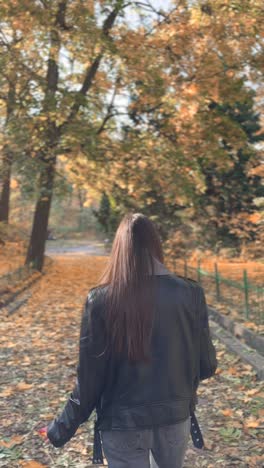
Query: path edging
[[208, 306, 264, 357], [209, 319, 264, 380]]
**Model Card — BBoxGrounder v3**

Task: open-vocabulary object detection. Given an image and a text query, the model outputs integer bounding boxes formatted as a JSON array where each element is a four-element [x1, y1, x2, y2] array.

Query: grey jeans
[[101, 418, 191, 468]]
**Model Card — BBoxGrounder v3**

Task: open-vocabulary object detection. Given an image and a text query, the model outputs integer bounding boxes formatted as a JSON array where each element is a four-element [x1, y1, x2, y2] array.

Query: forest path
[[0, 255, 263, 467]]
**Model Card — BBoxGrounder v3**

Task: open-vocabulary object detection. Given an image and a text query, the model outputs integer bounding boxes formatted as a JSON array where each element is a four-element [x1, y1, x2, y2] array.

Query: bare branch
[[96, 77, 121, 134], [59, 3, 125, 131]]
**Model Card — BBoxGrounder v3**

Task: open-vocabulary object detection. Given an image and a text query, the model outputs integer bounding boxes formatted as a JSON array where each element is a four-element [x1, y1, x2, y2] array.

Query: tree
[[0, 29, 31, 222], [0, 0, 127, 270], [95, 0, 264, 244], [1, 0, 263, 264], [0, 75, 16, 223], [93, 191, 120, 236], [197, 91, 264, 247]]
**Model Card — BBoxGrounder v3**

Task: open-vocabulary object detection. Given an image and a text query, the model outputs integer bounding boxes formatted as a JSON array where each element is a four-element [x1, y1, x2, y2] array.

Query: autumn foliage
[[0, 0, 263, 269]]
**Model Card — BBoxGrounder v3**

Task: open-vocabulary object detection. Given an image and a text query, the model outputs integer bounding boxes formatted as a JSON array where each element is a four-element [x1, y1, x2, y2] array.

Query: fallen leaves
[[221, 408, 234, 417], [0, 387, 14, 397], [0, 381, 33, 398], [219, 427, 242, 441], [0, 254, 263, 468], [19, 462, 48, 468], [243, 322, 260, 331], [0, 435, 24, 449], [16, 382, 34, 391], [245, 388, 262, 397], [244, 417, 262, 429], [226, 366, 239, 375]]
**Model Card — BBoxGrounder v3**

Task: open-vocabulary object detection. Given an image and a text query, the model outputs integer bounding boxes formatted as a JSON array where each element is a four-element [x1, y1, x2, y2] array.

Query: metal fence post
[[197, 259, 201, 283], [214, 262, 220, 301], [173, 257, 177, 273], [184, 257, 188, 278], [243, 269, 250, 319]]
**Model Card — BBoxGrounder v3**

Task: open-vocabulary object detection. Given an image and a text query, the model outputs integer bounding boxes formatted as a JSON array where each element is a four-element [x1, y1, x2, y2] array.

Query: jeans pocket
[[101, 430, 141, 452], [163, 418, 191, 445]]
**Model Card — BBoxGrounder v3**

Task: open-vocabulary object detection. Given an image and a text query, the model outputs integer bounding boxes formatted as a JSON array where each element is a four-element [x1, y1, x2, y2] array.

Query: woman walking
[[45, 213, 217, 467]]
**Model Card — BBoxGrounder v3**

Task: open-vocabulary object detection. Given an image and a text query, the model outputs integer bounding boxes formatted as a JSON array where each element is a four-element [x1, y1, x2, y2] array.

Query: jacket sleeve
[[198, 286, 217, 381], [47, 290, 108, 448]]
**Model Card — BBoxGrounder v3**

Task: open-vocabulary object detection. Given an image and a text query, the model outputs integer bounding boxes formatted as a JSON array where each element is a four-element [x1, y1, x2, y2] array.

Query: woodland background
[[0, 0, 263, 269]]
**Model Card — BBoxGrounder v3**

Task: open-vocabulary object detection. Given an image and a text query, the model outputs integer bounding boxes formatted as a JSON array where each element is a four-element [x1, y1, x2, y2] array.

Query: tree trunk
[[25, 157, 56, 271], [0, 75, 16, 223], [77, 188, 85, 231], [0, 152, 12, 222]]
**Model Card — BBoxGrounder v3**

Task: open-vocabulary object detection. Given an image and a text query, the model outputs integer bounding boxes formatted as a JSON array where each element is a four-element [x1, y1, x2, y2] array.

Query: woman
[[44, 213, 217, 468]]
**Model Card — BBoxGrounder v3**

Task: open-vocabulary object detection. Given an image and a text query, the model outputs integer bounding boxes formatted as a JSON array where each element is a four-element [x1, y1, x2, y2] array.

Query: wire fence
[[166, 256, 264, 326], [1, 247, 263, 325]]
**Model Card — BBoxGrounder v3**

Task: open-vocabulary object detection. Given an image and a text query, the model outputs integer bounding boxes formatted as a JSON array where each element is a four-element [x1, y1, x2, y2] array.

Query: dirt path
[[0, 256, 263, 467]]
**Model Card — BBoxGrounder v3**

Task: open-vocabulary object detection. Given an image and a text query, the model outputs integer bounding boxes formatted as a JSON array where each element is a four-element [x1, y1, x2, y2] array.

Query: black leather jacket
[[47, 274, 217, 449]]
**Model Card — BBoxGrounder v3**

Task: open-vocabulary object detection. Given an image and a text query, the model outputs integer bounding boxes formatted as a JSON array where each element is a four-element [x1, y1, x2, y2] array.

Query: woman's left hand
[[38, 426, 49, 443]]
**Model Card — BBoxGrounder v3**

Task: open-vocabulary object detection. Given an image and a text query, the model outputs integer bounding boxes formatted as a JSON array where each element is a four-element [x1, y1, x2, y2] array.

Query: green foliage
[[197, 91, 263, 247], [93, 192, 121, 237], [219, 427, 242, 441]]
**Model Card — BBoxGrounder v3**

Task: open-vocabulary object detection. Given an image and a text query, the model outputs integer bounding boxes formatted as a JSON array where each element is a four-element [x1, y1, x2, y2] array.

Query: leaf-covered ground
[[0, 255, 263, 467]]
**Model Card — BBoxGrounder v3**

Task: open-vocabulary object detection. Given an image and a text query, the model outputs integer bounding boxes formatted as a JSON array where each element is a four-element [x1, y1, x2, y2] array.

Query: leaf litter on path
[[0, 255, 263, 467]]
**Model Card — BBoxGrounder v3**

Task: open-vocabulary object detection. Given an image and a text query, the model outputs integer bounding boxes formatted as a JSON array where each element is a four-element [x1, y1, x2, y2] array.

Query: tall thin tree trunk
[[0, 152, 12, 222], [77, 188, 85, 231], [0, 76, 16, 223], [25, 157, 56, 271], [25, 4, 62, 271]]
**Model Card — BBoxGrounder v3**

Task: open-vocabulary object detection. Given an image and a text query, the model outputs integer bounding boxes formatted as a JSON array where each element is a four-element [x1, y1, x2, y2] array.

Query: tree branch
[[96, 76, 121, 135], [59, 3, 123, 132]]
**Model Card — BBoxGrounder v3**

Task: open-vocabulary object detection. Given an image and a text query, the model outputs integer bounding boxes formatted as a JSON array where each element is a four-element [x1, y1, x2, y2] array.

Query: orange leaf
[[243, 322, 259, 331], [0, 387, 14, 397], [16, 382, 33, 391], [0, 435, 24, 448], [20, 462, 48, 468], [221, 409, 233, 417], [226, 367, 239, 376]]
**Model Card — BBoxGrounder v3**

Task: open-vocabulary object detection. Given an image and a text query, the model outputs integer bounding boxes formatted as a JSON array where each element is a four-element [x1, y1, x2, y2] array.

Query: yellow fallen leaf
[[39, 413, 54, 419], [16, 382, 33, 391], [0, 387, 14, 397], [245, 388, 261, 396], [242, 364, 253, 371], [244, 417, 261, 428]]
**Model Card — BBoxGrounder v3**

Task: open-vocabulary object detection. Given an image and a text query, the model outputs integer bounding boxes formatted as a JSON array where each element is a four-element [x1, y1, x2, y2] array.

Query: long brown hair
[[99, 213, 164, 362]]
